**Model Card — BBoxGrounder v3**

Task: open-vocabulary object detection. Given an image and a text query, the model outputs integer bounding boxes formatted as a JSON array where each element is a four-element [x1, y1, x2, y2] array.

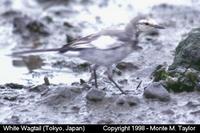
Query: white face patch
[[137, 18, 160, 32]]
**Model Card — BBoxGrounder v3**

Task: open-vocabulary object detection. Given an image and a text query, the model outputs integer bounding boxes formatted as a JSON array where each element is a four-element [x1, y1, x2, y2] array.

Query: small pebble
[[86, 89, 106, 102], [3, 95, 18, 101], [5, 83, 24, 89], [125, 96, 140, 106], [161, 109, 175, 115], [116, 97, 125, 105], [143, 82, 171, 101]]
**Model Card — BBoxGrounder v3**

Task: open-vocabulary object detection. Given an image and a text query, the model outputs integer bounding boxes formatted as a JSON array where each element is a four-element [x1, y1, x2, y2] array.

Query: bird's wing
[[60, 33, 125, 53], [89, 35, 124, 49]]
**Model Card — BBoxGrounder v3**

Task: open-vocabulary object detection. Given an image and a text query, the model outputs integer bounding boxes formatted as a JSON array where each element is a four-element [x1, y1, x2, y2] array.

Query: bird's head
[[136, 17, 165, 32], [125, 15, 165, 40]]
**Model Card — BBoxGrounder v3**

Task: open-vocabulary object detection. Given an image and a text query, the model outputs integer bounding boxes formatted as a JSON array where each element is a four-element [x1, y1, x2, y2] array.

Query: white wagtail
[[13, 15, 164, 94]]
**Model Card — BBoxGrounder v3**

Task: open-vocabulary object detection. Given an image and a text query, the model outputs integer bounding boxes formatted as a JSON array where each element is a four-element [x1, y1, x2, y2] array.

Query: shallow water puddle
[[0, 27, 90, 85]]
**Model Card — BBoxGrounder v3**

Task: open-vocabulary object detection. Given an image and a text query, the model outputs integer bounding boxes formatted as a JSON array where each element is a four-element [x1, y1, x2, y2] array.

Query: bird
[[13, 15, 165, 94]]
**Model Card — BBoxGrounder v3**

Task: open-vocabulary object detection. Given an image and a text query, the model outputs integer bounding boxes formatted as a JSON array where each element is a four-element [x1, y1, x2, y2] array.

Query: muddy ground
[[0, 0, 200, 124]]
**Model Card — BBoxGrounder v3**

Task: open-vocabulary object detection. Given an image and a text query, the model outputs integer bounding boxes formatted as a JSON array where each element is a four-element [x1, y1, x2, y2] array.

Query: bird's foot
[[107, 76, 127, 94], [116, 86, 127, 95]]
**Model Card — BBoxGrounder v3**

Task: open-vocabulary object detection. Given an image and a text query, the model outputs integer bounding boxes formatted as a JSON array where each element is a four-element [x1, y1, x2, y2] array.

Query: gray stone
[[116, 62, 138, 71], [5, 83, 24, 89], [86, 89, 106, 102], [170, 28, 200, 71], [125, 95, 140, 106], [3, 95, 18, 101], [28, 84, 48, 92], [185, 101, 200, 108], [69, 86, 82, 93], [116, 97, 125, 106], [190, 110, 200, 115], [116, 95, 140, 106], [5, 115, 20, 124], [161, 109, 175, 115], [143, 82, 170, 101]]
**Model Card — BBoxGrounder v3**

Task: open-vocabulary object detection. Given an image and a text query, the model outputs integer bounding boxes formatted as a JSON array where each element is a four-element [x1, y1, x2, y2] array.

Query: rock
[[195, 82, 200, 91], [143, 82, 170, 101], [152, 64, 169, 82], [74, 62, 90, 72], [86, 89, 106, 102], [116, 97, 125, 106], [116, 62, 138, 71], [3, 95, 18, 101], [71, 81, 80, 86], [63, 22, 74, 28], [28, 85, 48, 92], [185, 101, 200, 108], [118, 79, 128, 85], [165, 68, 199, 92], [1, 10, 22, 19], [5, 83, 24, 89], [26, 21, 49, 36], [13, 15, 50, 39], [125, 96, 140, 106], [52, 61, 90, 72], [0, 85, 5, 89], [71, 106, 80, 113], [69, 86, 82, 93], [6, 115, 20, 124], [42, 16, 53, 23], [36, 0, 71, 6], [116, 95, 140, 106], [152, 28, 200, 92], [40, 86, 74, 105], [190, 110, 200, 115], [161, 109, 175, 115], [169, 28, 200, 71]]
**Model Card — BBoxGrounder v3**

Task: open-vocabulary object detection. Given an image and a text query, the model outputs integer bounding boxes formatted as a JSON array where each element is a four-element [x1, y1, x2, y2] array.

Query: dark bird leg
[[106, 67, 126, 94], [93, 67, 98, 88], [89, 64, 99, 88]]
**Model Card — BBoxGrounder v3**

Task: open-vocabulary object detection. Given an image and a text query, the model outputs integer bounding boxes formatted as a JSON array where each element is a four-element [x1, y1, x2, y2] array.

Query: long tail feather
[[12, 48, 61, 55]]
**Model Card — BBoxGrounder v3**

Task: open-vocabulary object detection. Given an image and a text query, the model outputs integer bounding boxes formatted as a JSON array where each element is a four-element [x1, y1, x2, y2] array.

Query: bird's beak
[[152, 24, 165, 29]]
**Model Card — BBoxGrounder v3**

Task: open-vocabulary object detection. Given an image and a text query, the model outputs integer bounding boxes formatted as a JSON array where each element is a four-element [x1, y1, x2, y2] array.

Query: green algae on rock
[[152, 64, 169, 82]]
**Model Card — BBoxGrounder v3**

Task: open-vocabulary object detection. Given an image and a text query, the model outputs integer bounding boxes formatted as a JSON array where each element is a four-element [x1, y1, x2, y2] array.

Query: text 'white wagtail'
[[13, 15, 165, 94]]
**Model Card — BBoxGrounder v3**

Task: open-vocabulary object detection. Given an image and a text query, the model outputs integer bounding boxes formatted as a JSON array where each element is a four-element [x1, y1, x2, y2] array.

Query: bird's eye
[[144, 22, 149, 25]]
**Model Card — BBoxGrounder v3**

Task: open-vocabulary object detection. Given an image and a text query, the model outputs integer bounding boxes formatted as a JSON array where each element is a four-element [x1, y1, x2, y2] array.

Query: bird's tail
[[12, 48, 61, 55]]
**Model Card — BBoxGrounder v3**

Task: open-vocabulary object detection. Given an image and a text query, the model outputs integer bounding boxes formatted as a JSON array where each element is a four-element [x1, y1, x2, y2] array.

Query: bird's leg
[[106, 67, 126, 94], [93, 67, 98, 88], [88, 64, 99, 88]]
